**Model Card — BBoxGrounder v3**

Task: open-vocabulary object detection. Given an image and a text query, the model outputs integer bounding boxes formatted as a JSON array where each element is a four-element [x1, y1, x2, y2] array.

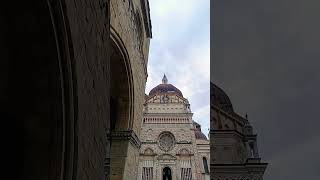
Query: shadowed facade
[[210, 82, 267, 180], [1, 0, 151, 180]]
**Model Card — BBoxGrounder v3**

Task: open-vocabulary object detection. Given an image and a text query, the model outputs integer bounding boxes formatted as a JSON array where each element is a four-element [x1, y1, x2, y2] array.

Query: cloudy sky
[[146, 0, 210, 136], [212, 0, 320, 179]]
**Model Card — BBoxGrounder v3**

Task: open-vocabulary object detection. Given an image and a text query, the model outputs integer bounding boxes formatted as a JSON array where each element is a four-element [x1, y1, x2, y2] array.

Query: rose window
[[158, 132, 175, 152]]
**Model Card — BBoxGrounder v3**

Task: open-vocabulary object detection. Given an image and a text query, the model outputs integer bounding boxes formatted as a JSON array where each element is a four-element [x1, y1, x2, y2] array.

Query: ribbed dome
[[193, 121, 208, 140], [195, 130, 208, 140], [211, 82, 234, 113], [149, 83, 183, 97], [149, 74, 183, 97]]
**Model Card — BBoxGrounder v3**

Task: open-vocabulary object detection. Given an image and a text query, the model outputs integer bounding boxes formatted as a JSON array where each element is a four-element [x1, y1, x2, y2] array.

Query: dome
[[195, 131, 208, 140], [149, 74, 183, 97], [149, 84, 183, 97], [211, 82, 234, 113], [193, 121, 208, 140]]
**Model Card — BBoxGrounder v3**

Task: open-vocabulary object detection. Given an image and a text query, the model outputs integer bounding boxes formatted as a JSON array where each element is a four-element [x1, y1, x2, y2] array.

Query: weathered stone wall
[[110, 0, 151, 179], [110, 0, 150, 135], [2, 0, 152, 179], [63, 0, 110, 179]]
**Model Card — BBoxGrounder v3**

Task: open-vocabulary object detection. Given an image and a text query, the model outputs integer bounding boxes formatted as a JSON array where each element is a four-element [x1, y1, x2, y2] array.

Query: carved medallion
[[161, 95, 169, 103]]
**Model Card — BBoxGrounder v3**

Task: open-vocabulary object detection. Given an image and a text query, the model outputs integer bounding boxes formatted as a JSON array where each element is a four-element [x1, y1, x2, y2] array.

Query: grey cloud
[[212, 0, 320, 179]]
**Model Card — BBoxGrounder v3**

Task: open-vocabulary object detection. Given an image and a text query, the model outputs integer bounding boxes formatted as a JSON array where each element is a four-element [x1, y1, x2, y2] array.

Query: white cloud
[[150, 0, 199, 38], [193, 104, 210, 137], [146, 0, 210, 133]]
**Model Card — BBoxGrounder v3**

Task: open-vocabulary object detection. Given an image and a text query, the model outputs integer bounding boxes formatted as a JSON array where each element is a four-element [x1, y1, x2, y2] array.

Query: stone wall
[[1, 0, 152, 179], [110, 0, 151, 179], [110, 0, 150, 135], [63, 0, 110, 179]]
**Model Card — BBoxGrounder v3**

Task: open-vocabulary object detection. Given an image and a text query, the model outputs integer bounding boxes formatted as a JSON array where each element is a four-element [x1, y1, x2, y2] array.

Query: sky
[[212, 0, 320, 179], [146, 0, 210, 136]]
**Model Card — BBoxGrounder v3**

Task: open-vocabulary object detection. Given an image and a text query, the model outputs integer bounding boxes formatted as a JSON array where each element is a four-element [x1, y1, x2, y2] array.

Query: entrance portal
[[163, 167, 172, 180]]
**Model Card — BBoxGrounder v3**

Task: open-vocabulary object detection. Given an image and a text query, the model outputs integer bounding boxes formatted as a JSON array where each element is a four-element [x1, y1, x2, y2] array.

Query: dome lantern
[[162, 74, 168, 84]]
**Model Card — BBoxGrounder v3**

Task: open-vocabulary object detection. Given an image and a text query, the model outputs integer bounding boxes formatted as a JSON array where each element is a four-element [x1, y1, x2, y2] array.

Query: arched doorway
[[163, 167, 172, 180], [0, 1, 75, 180]]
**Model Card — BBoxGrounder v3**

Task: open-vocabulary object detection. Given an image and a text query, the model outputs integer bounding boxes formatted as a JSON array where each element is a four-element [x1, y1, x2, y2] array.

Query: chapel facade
[[210, 83, 268, 180], [138, 75, 210, 180]]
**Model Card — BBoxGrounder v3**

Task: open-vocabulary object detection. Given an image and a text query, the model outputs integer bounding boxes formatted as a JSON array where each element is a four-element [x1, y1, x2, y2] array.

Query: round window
[[158, 132, 175, 152]]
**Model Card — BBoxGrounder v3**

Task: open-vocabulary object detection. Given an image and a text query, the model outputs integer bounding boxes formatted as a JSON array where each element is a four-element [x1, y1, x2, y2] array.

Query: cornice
[[144, 113, 193, 116], [109, 130, 141, 149]]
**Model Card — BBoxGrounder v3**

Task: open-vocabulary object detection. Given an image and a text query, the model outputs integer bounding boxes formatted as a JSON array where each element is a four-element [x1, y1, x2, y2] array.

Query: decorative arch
[[144, 147, 154, 155], [109, 26, 138, 180], [110, 27, 134, 130], [48, 1, 79, 179], [158, 131, 175, 139], [178, 148, 191, 156]]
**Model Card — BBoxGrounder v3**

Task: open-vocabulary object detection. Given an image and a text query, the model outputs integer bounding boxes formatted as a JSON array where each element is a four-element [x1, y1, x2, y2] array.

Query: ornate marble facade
[[210, 83, 268, 180], [138, 75, 210, 180]]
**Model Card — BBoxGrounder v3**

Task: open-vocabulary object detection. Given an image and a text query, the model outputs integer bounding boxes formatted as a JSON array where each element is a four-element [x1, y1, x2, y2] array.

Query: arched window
[[203, 157, 209, 174]]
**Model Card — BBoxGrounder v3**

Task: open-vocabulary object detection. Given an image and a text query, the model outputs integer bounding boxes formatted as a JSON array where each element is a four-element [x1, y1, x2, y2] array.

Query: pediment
[[178, 148, 190, 155], [176, 148, 194, 156], [144, 148, 154, 155]]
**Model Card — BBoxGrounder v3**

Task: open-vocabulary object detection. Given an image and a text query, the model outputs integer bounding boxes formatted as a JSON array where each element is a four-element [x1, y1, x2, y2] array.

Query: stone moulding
[[176, 141, 192, 144], [142, 140, 157, 144], [109, 130, 141, 149], [139, 0, 152, 38], [47, 0, 79, 179], [139, 153, 157, 156], [157, 154, 177, 160], [139, 147, 157, 156], [176, 153, 194, 156]]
